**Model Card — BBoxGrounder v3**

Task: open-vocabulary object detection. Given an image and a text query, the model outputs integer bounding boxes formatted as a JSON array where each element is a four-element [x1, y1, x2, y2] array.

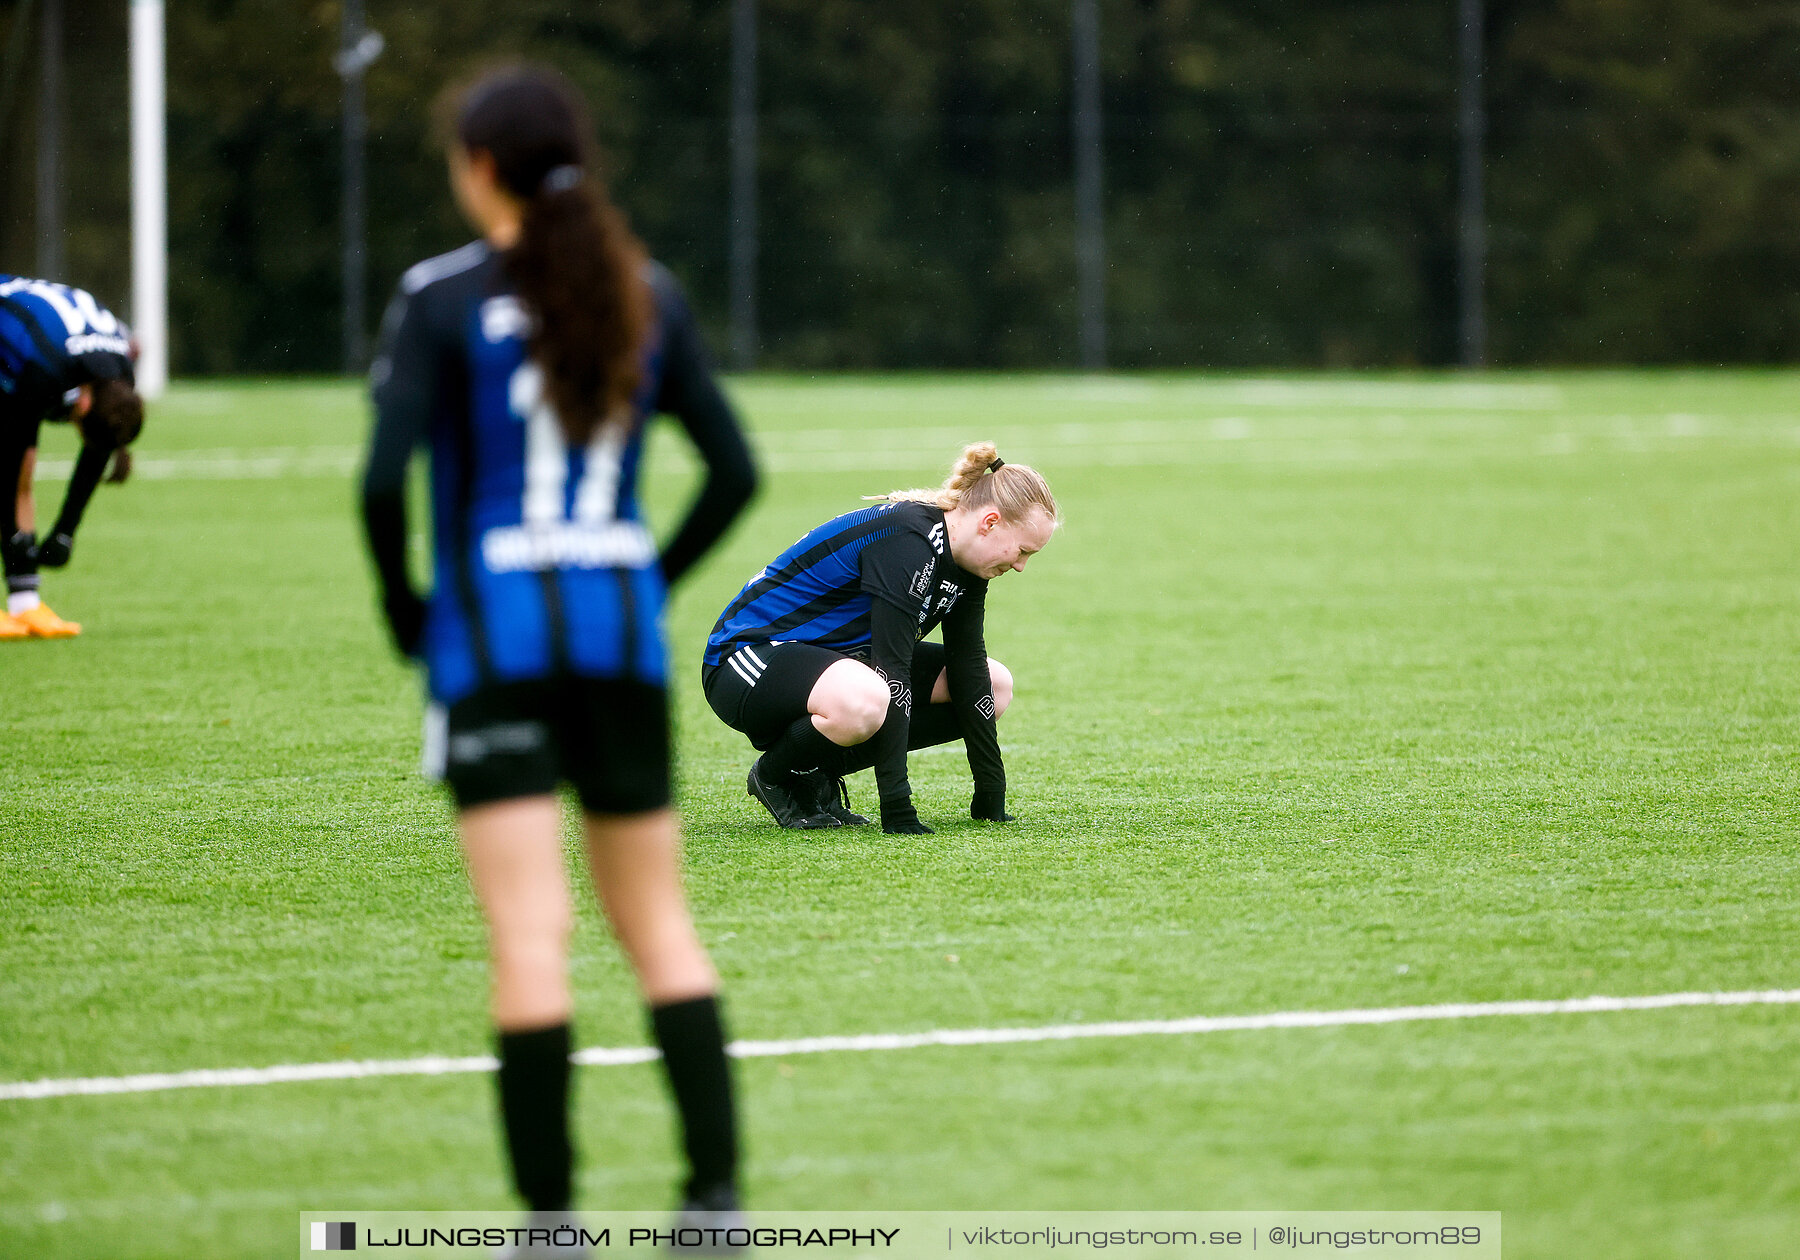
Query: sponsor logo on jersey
[[909, 565, 932, 599], [977, 695, 997, 720], [481, 296, 531, 343], [64, 332, 131, 357], [934, 580, 963, 615], [481, 521, 656, 573], [927, 522, 946, 554]]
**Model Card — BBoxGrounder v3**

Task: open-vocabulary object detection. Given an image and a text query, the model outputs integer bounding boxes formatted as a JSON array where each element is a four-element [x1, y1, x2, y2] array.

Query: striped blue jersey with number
[[376, 245, 668, 704], [0, 275, 133, 412]]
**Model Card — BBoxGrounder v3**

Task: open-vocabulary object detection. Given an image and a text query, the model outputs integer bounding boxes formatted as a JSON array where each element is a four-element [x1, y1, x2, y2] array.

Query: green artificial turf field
[[2, 372, 1797, 1258]]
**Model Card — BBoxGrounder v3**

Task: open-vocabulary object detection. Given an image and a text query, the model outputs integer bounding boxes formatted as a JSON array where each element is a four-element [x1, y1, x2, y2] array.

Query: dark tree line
[[3, 0, 1797, 373]]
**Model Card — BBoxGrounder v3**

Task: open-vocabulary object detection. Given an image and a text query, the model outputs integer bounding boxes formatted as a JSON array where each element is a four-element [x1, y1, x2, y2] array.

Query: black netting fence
[[4, 0, 1797, 374]]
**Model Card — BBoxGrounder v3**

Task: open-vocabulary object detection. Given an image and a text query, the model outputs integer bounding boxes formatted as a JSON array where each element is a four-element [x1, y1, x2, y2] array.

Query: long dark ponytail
[[453, 66, 651, 445]]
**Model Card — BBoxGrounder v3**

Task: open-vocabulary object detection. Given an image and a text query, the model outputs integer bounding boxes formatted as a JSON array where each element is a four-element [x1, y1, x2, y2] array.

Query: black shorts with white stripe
[[424, 675, 671, 813], [702, 640, 949, 751]]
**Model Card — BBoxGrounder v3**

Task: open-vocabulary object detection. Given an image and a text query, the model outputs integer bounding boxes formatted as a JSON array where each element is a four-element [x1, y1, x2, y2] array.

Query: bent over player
[[705, 442, 1057, 834], [359, 67, 756, 1243], [0, 275, 144, 639]]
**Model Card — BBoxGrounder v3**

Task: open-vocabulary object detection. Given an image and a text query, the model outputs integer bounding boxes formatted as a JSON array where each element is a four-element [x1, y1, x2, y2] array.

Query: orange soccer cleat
[[16, 603, 81, 638], [0, 612, 28, 640]]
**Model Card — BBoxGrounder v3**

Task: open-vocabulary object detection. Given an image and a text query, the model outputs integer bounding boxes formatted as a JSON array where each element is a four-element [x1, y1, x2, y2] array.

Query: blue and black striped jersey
[[705, 496, 1005, 818], [0, 276, 136, 555], [705, 500, 982, 667], [0, 275, 133, 424], [362, 246, 756, 706]]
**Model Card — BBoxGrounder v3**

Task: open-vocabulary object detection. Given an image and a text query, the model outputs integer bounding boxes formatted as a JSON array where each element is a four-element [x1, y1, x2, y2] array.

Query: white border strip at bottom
[[4, 988, 1796, 1102]]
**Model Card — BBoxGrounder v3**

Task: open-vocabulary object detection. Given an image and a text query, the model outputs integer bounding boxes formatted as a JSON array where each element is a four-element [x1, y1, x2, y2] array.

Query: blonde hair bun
[[868, 442, 1058, 525]]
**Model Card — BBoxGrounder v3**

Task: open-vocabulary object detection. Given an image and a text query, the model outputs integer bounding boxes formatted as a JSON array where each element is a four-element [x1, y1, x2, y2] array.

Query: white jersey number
[[0, 278, 120, 337], [509, 361, 624, 527]]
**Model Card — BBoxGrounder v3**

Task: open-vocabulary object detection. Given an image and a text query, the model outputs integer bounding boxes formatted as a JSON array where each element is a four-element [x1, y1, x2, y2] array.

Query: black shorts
[[424, 676, 672, 814], [703, 640, 947, 750]]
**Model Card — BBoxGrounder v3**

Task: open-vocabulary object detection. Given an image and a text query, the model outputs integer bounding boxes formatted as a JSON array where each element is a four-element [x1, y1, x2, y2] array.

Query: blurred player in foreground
[[705, 442, 1057, 833], [0, 276, 144, 639], [359, 65, 757, 1250]]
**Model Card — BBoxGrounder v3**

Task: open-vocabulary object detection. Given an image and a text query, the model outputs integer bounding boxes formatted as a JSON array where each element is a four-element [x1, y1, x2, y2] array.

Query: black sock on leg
[[759, 716, 845, 780], [495, 1022, 575, 1212], [649, 995, 739, 1201], [4, 530, 39, 606]]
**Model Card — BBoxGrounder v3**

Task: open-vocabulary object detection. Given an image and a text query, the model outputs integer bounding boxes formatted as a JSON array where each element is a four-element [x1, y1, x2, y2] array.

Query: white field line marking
[[31, 414, 1800, 482], [760, 377, 1570, 409], [33, 447, 363, 481], [4, 988, 1796, 1103], [1192, 379, 1567, 408]]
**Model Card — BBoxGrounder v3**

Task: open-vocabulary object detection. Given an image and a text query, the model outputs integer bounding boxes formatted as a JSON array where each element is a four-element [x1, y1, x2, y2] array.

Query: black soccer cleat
[[746, 757, 840, 829], [812, 774, 870, 826]]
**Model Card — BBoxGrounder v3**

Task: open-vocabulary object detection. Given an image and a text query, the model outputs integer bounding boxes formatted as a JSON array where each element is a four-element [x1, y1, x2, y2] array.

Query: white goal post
[[129, 0, 166, 398]]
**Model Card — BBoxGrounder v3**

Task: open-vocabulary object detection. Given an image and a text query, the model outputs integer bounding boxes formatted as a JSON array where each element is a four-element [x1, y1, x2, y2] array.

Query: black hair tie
[[988, 458, 1005, 472]]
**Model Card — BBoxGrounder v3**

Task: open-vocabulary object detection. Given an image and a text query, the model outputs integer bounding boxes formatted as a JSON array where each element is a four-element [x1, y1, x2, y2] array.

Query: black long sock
[[649, 995, 739, 1200], [3, 529, 39, 601], [495, 1023, 575, 1212], [759, 715, 845, 779]]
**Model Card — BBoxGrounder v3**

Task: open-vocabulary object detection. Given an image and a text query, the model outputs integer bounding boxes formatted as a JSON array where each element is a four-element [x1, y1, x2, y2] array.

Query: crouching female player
[[704, 443, 1056, 834], [359, 66, 756, 1242]]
